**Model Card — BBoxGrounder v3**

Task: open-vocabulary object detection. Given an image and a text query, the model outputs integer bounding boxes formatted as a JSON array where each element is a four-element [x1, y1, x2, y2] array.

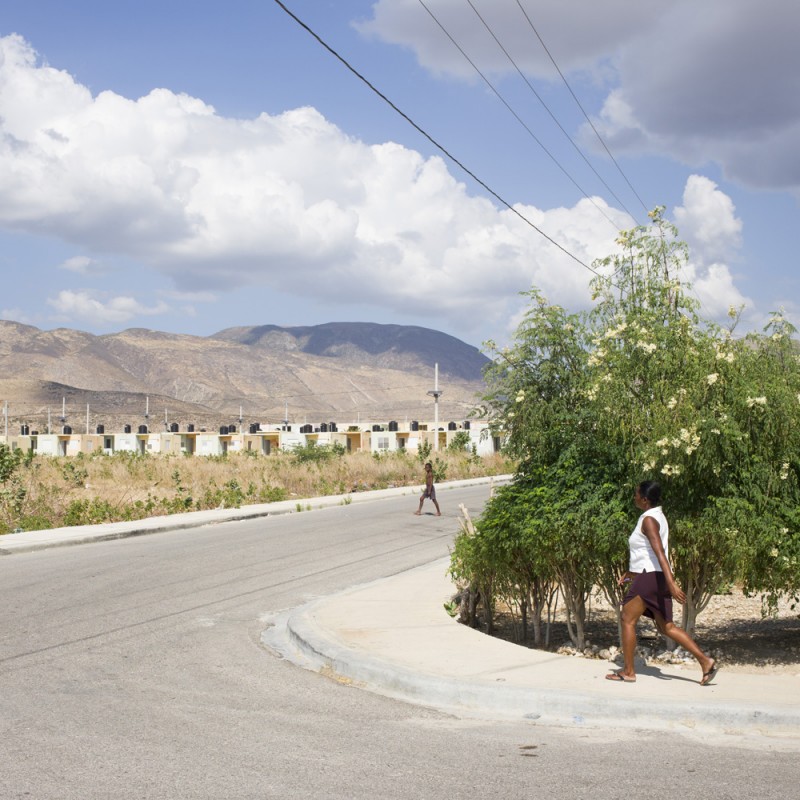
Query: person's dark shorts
[[422, 486, 436, 500], [623, 570, 673, 622]]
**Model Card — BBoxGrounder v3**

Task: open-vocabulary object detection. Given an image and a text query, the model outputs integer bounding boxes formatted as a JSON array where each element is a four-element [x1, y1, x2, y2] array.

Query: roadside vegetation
[[451, 208, 800, 652], [0, 438, 511, 534]]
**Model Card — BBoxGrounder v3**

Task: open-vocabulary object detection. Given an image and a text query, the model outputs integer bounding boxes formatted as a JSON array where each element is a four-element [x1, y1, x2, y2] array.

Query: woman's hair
[[638, 480, 662, 506]]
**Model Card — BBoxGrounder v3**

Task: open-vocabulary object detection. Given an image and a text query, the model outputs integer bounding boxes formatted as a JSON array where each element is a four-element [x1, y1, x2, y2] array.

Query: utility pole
[[427, 363, 443, 451]]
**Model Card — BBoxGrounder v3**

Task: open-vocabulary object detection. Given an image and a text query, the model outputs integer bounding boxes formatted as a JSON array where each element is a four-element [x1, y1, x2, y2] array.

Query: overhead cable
[[463, 0, 638, 223], [514, 0, 651, 215], [270, 0, 612, 285], [417, 0, 622, 232]]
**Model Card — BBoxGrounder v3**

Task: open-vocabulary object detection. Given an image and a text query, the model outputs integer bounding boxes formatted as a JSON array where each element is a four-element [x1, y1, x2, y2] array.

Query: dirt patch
[[485, 587, 800, 675]]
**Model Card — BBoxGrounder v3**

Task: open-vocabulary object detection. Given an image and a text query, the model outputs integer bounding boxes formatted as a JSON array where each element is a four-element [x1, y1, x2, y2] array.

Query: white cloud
[[46, 290, 170, 325], [674, 176, 742, 263], [58, 255, 101, 275], [673, 176, 752, 319], [0, 33, 634, 335]]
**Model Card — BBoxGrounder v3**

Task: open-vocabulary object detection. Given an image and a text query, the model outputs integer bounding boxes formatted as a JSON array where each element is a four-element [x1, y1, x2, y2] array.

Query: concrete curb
[[262, 562, 800, 743]]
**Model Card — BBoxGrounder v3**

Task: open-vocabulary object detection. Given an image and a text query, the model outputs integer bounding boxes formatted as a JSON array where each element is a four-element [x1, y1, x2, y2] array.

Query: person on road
[[606, 480, 718, 685], [414, 462, 441, 516]]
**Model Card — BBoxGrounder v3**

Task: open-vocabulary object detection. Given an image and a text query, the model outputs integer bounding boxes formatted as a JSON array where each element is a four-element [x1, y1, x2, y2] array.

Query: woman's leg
[[618, 595, 645, 678], [653, 615, 716, 682]]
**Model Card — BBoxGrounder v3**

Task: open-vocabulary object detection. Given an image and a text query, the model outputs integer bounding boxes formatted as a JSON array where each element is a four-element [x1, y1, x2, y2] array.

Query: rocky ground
[[488, 587, 800, 675]]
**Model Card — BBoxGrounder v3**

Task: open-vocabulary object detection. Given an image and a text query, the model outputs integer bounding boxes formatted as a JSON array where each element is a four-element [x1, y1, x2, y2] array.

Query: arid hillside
[[0, 320, 490, 432]]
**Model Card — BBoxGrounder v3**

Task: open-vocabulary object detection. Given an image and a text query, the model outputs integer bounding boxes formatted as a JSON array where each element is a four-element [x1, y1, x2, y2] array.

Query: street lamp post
[[427, 363, 443, 452]]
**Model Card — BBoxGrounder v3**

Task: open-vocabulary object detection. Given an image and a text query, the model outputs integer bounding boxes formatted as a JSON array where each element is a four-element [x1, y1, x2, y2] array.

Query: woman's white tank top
[[628, 506, 669, 572]]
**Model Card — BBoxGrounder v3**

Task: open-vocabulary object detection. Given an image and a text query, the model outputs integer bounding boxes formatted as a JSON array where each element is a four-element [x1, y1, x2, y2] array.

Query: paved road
[[1, 484, 797, 799]]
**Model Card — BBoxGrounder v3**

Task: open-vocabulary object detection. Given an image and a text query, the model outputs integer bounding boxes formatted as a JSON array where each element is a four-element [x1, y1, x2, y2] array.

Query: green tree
[[456, 208, 800, 650]]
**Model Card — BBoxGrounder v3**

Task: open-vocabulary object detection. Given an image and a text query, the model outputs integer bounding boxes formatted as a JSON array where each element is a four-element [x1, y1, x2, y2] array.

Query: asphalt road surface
[[1, 484, 796, 799]]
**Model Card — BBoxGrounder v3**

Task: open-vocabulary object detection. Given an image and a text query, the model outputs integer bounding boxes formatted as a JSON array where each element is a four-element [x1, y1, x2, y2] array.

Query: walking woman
[[606, 480, 718, 685]]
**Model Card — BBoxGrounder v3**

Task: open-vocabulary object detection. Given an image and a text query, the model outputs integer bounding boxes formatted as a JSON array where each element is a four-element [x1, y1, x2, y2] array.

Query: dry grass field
[[0, 446, 512, 534]]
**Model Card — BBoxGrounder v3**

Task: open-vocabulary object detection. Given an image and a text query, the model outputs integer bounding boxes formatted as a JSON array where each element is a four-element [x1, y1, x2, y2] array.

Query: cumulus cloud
[[0, 33, 633, 335], [46, 290, 170, 325], [672, 176, 752, 318], [674, 176, 742, 263]]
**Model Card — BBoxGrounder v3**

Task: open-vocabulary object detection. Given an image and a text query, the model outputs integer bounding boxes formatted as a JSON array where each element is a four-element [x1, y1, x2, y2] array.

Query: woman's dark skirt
[[623, 570, 673, 622]]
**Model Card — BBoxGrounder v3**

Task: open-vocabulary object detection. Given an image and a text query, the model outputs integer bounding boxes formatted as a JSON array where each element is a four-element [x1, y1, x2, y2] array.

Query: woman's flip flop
[[605, 669, 636, 683], [701, 661, 719, 686]]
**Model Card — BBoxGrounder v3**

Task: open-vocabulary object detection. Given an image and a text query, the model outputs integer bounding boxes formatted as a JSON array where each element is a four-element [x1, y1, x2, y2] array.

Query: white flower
[[770, 548, 779, 558], [706, 373, 719, 385], [656, 438, 670, 448], [667, 397, 677, 410], [587, 349, 606, 367], [746, 396, 767, 408], [515, 391, 525, 403], [780, 462, 790, 480], [507, 411, 515, 419], [643, 461, 655, 471]]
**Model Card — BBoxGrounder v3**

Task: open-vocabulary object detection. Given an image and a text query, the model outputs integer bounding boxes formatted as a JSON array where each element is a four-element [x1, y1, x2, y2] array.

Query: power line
[[513, 0, 651, 215], [416, 0, 622, 231], [463, 0, 638, 222], [270, 0, 613, 285]]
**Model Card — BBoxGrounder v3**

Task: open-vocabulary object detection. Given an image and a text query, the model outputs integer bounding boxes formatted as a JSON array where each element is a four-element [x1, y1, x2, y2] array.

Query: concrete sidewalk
[[264, 557, 800, 745]]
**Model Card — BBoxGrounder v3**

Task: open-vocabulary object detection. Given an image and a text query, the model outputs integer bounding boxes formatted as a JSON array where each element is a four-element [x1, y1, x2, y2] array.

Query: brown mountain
[[0, 320, 490, 433]]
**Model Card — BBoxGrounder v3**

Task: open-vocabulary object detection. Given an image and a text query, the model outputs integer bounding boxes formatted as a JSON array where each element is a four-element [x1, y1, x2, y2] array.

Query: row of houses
[[0, 419, 502, 458]]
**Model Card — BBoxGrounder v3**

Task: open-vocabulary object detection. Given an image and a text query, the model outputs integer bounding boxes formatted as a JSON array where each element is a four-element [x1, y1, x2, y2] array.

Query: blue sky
[[1, 0, 798, 350]]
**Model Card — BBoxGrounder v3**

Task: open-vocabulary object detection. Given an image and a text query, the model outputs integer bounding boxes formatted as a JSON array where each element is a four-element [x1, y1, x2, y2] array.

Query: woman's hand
[[667, 577, 686, 605]]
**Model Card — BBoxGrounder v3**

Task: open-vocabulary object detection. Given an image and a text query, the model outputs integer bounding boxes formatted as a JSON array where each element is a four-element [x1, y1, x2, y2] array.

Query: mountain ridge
[[0, 320, 490, 432]]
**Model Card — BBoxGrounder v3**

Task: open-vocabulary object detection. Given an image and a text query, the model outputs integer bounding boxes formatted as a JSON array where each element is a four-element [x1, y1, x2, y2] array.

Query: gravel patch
[[487, 587, 800, 675]]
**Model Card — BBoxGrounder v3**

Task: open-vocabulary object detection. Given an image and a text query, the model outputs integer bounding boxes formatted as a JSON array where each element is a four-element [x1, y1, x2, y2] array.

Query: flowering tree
[[586, 211, 800, 630], [453, 209, 800, 648]]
